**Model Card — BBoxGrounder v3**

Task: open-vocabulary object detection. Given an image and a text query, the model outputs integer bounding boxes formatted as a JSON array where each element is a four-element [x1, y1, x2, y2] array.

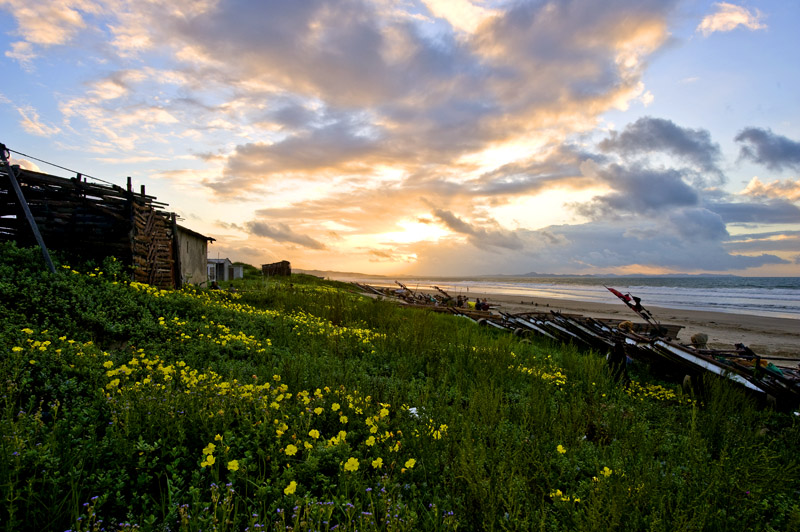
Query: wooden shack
[[0, 165, 213, 289], [262, 260, 291, 276]]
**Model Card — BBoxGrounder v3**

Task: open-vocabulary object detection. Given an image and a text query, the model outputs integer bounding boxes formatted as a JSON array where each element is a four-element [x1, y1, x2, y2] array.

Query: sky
[[1, 0, 799, 277]]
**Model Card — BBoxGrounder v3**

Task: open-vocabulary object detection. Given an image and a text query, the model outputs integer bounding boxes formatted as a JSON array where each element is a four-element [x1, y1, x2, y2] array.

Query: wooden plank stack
[[0, 166, 178, 289]]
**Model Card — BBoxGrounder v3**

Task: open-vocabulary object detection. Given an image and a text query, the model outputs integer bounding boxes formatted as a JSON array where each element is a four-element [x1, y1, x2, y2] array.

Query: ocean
[[345, 276, 800, 320]]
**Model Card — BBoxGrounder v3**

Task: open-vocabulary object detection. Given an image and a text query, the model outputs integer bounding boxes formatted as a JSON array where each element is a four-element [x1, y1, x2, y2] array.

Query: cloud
[[576, 164, 700, 218], [8, 156, 41, 171], [599, 117, 722, 177], [407, 218, 785, 276], [697, 2, 766, 37], [735, 128, 800, 172], [368, 249, 416, 263], [432, 209, 524, 250], [421, 0, 496, 33], [708, 199, 800, 224], [725, 231, 800, 254], [15, 105, 61, 136], [245, 221, 327, 250], [740, 177, 800, 202], [0, 0, 92, 47]]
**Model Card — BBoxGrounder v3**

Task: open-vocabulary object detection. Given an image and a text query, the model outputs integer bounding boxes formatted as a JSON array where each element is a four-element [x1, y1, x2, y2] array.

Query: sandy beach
[[406, 287, 800, 361]]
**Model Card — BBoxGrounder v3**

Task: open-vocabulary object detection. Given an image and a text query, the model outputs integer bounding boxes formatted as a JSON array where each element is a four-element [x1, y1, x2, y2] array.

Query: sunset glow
[[1, 0, 798, 276]]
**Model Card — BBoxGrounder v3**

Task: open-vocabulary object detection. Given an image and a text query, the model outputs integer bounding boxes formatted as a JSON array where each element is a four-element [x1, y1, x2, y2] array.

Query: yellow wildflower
[[309, 429, 320, 439], [12, 347, 23, 352], [557, 444, 566, 454], [285, 444, 298, 456], [284, 481, 297, 495], [404, 458, 416, 469], [365, 436, 376, 447], [601, 466, 613, 477], [371, 457, 383, 469], [203, 443, 216, 456], [344, 457, 359, 472], [314, 407, 324, 415], [331, 403, 340, 412], [227, 460, 239, 472]]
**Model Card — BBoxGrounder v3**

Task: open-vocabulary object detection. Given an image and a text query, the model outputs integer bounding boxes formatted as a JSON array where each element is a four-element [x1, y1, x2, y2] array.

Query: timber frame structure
[[1, 165, 190, 289]]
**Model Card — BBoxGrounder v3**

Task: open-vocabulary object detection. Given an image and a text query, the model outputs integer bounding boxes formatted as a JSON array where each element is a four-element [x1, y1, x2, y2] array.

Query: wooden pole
[[0, 144, 56, 273]]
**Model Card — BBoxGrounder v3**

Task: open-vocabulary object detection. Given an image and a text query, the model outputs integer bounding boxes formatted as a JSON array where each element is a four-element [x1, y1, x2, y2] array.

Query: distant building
[[208, 257, 243, 282], [174, 225, 215, 286], [262, 260, 291, 276]]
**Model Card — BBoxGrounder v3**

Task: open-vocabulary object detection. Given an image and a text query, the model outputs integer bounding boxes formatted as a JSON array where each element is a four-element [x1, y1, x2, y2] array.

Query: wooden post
[[127, 176, 132, 192], [0, 145, 56, 273], [171, 213, 183, 289]]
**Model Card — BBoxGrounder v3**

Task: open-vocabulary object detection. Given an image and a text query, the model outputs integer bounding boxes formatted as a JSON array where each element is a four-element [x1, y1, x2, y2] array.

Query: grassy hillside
[[1, 242, 798, 531]]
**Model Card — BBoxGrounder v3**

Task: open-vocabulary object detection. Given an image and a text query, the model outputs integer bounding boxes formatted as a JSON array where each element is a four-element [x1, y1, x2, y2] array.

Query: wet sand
[[410, 288, 800, 361]]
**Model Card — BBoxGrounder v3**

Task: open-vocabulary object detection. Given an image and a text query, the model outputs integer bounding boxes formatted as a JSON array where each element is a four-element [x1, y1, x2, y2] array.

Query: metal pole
[[0, 144, 56, 273]]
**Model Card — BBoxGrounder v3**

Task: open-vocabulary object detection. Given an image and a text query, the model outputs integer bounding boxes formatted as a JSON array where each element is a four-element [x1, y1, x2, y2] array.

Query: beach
[[408, 287, 800, 361]]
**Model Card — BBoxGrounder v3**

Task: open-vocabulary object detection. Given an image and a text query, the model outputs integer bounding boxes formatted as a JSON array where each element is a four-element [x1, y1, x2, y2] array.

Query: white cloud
[[740, 177, 800, 202], [16, 105, 61, 136], [422, 0, 496, 33], [0, 0, 94, 46], [697, 2, 766, 37]]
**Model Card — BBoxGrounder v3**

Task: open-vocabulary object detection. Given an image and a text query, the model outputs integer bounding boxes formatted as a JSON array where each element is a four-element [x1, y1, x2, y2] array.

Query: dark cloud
[[576, 164, 699, 218], [725, 233, 800, 254], [599, 117, 722, 177], [211, 116, 385, 190], [408, 218, 786, 276], [735, 128, 800, 171], [368, 249, 413, 263], [667, 208, 728, 241], [245, 221, 327, 250], [432, 209, 524, 250], [522, 222, 785, 273], [706, 200, 800, 224]]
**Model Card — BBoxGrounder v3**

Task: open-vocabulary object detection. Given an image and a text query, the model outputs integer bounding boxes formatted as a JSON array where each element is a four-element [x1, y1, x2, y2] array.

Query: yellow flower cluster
[[509, 362, 567, 387], [101, 352, 435, 483], [626, 380, 695, 406], [128, 278, 385, 354], [549, 488, 580, 503], [11, 328, 106, 372], [157, 316, 271, 353]]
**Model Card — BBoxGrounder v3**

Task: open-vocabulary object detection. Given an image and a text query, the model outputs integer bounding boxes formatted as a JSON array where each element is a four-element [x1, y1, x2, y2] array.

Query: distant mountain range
[[297, 269, 741, 280]]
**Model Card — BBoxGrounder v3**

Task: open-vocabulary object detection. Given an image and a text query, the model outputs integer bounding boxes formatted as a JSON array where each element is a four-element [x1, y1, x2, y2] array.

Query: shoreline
[[406, 287, 800, 360]]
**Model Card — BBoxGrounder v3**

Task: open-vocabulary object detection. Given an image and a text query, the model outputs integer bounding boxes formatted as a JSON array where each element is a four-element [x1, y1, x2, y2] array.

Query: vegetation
[[1, 241, 799, 531]]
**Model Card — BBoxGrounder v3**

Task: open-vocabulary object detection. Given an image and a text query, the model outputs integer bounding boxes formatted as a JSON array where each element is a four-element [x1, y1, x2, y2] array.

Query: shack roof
[[176, 224, 215, 242]]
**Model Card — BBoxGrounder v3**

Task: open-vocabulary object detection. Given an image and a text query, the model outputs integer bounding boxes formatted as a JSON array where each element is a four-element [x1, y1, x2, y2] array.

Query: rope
[[5, 146, 120, 187]]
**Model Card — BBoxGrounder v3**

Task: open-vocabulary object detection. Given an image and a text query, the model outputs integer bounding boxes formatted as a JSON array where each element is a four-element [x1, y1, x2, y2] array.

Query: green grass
[[1, 242, 799, 531]]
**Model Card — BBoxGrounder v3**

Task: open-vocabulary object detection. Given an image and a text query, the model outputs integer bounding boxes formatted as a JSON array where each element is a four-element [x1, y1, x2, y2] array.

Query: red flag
[[605, 286, 631, 303]]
